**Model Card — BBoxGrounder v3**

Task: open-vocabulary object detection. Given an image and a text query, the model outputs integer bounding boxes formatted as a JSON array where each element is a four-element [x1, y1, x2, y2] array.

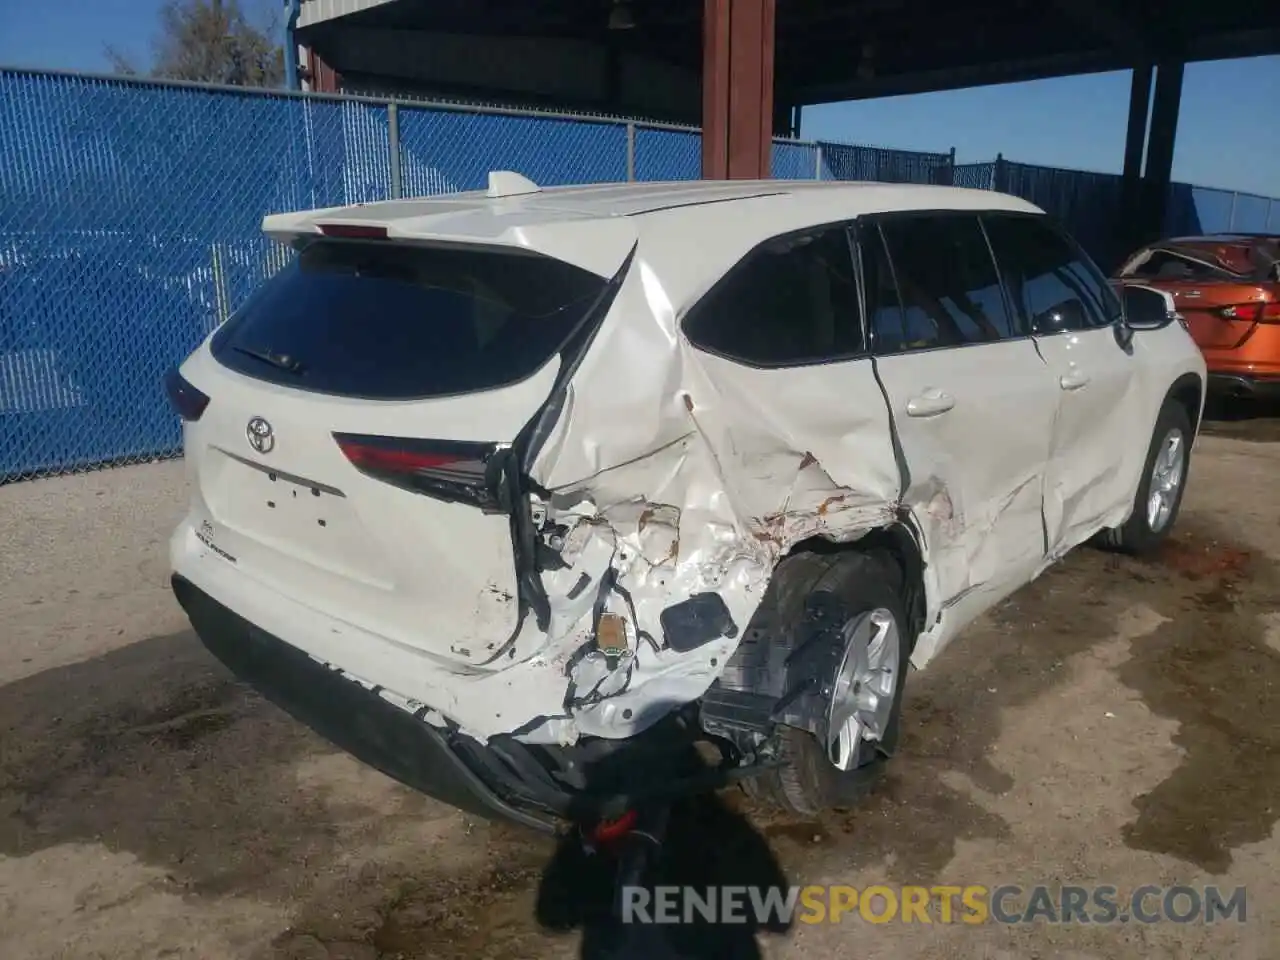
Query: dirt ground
[[3, 413, 1280, 960]]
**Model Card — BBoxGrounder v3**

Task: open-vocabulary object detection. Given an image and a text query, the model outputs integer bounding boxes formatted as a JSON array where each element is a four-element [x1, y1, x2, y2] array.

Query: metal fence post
[[948, 147, 957, 186], [626, 122, 636, 182], [993, 152, 1007, 193], [387, 100, 403, 199], [814, 143, 824, 180], [1228, 190, 1238, 232]]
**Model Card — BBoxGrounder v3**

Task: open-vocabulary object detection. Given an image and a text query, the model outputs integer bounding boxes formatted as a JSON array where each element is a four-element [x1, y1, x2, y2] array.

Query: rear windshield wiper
[[232, 345, 305, 374]]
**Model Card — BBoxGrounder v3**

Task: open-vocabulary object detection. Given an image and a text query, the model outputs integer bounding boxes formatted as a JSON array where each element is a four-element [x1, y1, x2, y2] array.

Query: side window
[[876, 213, 1016, 352], [983, 215, 1120, 335], [859, 225, 906, 353], [683, 226, 863, 366]]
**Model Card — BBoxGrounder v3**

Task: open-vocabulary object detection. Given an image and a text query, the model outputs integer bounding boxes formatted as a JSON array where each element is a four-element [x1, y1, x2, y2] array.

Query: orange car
[[1115, 234, 1280, 399]]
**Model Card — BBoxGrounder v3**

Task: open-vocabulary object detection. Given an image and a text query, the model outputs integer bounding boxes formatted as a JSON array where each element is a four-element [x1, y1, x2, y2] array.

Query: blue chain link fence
[[2, 67, 1277, 481], [817, 141, 955, 184], [0, 69, 953, 481], [959, 157, 1280, 273]]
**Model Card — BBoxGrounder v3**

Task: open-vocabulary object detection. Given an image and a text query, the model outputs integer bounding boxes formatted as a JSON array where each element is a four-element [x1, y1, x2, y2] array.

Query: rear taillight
[[164, 368, 210, 421], [1218, 302, 1280, 323], [333, 433, 503, 509]]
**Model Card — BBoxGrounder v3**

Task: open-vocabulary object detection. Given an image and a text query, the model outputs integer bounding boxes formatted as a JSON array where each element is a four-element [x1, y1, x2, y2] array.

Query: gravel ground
[[2, 416, 1279, 960]]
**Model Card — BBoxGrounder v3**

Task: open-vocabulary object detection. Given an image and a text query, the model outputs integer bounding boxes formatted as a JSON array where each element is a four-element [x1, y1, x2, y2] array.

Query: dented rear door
[[860, 213, 1056, 631]]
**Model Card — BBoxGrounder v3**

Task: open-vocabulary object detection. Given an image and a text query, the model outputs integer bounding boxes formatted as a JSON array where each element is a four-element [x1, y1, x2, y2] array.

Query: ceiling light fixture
[[608, 1, 635, 30]]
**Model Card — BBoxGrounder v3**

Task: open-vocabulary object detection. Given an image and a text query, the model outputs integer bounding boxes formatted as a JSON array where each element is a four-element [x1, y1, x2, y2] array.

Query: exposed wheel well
[[785, 524, 929, 646], [1168, 372, 1204, 437]]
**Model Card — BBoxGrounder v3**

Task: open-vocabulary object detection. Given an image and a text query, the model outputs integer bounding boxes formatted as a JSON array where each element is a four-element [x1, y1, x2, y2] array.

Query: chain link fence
[[996, 158, 1128, 272], [397, 105, 628, 195], [3, 66, 1277, 482], [952, 162, 996, 191], [817, 141, 954, 184], [1, 71, 391, 480], [633, 127, 702, 181], [1166, 184, 1280, 237], [959, 157, 1279, 273], [0, 68, 956, 482]]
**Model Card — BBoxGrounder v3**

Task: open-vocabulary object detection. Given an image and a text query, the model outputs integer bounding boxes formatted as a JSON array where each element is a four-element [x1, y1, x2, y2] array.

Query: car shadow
[[1200, 394, 1280, 442], [534, 739, 792, 960]]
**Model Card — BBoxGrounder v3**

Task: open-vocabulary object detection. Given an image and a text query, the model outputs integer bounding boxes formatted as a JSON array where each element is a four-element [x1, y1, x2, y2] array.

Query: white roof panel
[[261, 177, 1045, 285], [297, 0, 400, 29]]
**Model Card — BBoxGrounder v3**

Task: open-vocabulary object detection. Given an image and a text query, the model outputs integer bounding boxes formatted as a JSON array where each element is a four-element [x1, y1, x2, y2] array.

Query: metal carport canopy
[[293, 0, 1280, 203], [294, 0, 1280, 107]]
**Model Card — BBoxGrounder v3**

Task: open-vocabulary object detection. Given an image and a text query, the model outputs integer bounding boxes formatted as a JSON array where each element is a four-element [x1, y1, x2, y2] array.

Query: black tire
[[1101, 398, 1193, 556], [740, 549, 913, 816]]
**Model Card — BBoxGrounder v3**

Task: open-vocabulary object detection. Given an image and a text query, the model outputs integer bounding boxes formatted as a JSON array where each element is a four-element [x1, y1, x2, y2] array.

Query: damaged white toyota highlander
[[168, 175, 1205, 832]]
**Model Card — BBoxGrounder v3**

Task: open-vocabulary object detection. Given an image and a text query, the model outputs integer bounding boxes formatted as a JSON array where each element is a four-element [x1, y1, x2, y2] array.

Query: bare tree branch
[[103, 45, 142, 76], [105, 0, 284, 88]]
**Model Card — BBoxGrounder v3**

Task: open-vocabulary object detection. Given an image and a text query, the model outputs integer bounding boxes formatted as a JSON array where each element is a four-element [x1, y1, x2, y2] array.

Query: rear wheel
[[1102, 398, 1193, 555], [742, 550, 913, 816]]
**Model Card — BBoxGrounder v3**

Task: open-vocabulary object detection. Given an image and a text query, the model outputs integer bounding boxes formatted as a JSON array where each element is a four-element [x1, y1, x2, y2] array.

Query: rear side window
[[683, 225, 863, 367], [1122, 249, 1230, 282], [983, 215, 1120, 334], [875, 214, 1015, 351], [211, 240, 605, 399]]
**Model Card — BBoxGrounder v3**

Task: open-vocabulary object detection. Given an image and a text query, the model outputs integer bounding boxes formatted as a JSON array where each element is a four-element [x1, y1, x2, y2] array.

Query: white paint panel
[[298, 0, 399, 30], [176, 339, 563, 675], [874, 339, 1059, 664], [170, 185, 1207, 747], [1034, 326, 1147, 553]]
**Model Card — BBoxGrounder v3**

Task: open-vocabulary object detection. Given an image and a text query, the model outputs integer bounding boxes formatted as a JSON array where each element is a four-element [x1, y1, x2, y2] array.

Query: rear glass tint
[[211, 240, 606, 399]]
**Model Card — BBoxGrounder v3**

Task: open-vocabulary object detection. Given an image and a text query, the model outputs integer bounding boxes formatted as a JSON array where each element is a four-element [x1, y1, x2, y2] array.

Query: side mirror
[[1122, 284, 1178, 330], [1114, 284, 1177, 351]]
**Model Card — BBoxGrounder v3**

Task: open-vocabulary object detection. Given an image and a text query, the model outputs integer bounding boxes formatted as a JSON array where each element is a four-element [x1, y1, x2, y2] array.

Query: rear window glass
[[211, 240, 606, 399], [1121, 249, 1238, 282]]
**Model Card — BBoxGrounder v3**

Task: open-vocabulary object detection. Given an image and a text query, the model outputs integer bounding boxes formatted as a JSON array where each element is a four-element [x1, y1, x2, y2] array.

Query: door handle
[[1059, 370, 1091, 391], [905, 389, 956, 418]]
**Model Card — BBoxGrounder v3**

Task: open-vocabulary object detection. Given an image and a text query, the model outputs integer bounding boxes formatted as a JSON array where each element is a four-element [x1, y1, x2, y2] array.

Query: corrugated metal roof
[[297, 0, 400, 30]]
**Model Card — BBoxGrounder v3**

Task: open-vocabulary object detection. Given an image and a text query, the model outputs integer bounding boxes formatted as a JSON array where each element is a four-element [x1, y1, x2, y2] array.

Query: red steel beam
[[702, 0, 775, 179], [702, 0, 731, 179], [306, 47, 342, 93]]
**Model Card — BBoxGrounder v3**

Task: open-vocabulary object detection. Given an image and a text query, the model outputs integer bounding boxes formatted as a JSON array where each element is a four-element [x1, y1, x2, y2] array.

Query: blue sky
[[803, 58, 1280, 198], [1, 1, 1277, 198]]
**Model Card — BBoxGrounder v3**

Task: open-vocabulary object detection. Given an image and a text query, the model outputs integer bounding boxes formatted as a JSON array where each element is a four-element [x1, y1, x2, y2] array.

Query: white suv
[[167, 174, 1205, 831]]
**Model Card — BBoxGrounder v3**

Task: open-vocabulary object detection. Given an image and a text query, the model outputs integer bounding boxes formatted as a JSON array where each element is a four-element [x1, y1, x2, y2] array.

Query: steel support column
[[1139, 61, 1185, 243], [1117, 64, 1152, 261], [306, 47, 342, 93], [702, 0, 776, 179]]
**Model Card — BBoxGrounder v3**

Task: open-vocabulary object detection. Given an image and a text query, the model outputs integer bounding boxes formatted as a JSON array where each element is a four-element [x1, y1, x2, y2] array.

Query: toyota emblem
[[246, 416, 275, 454]]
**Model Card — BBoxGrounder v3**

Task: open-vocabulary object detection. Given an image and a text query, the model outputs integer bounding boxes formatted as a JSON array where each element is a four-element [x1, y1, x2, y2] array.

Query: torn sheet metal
[[490, 254, 908, 746], [869, 338, 1060, 667], [221, 226, 1116, 747], [173, 187, 1213, 760]]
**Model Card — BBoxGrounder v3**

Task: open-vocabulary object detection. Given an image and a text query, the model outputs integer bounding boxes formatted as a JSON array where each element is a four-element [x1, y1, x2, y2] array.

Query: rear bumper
[[172, 574, 563, 832], [1207, 373, 1280, 400], [171, 575, 749, 832]]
